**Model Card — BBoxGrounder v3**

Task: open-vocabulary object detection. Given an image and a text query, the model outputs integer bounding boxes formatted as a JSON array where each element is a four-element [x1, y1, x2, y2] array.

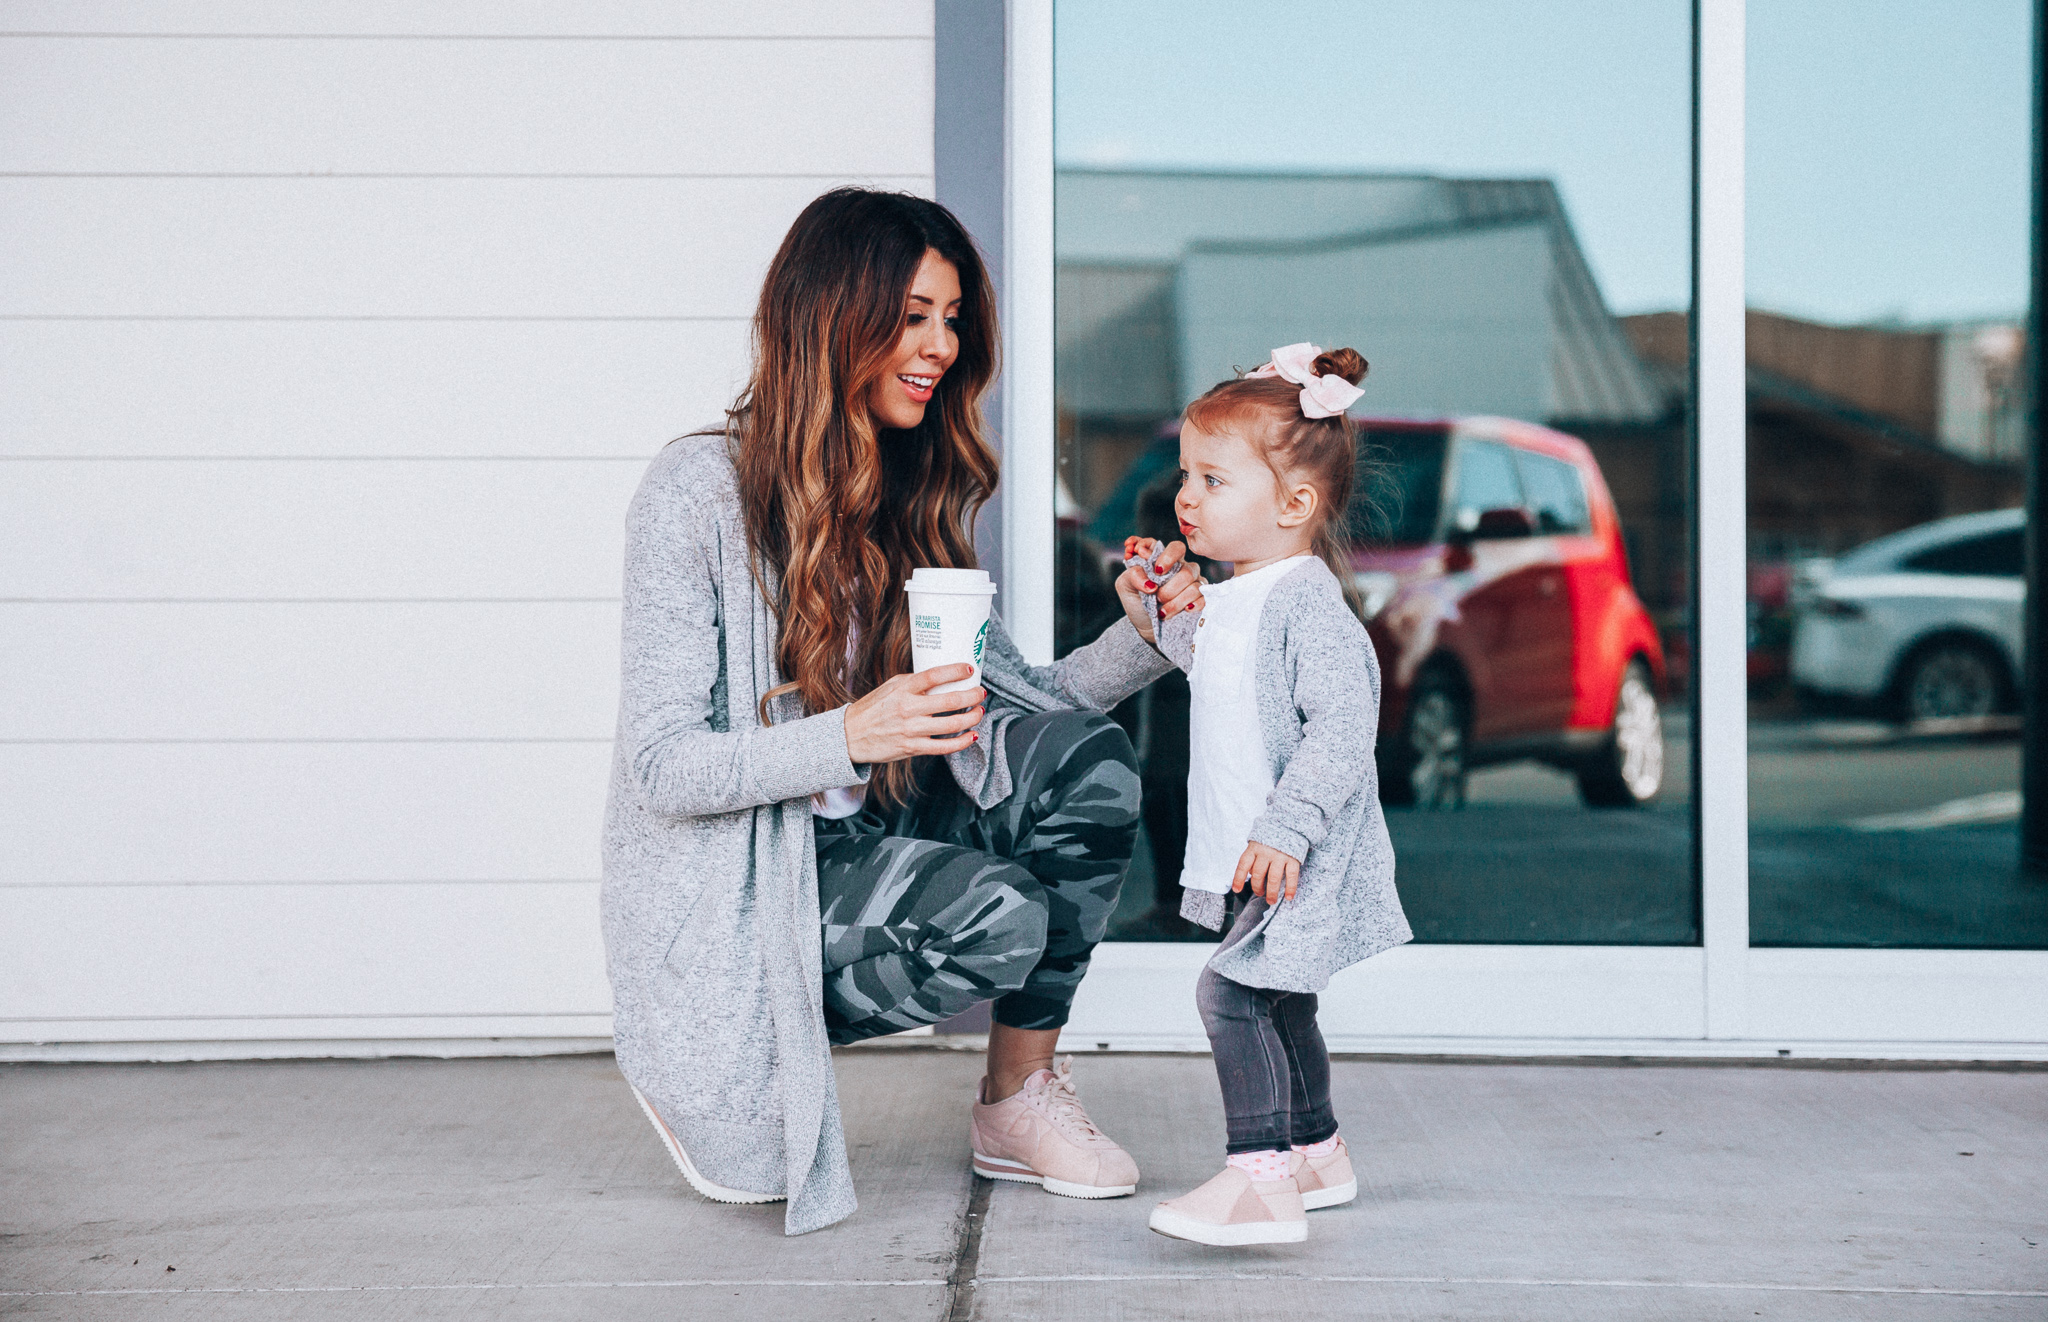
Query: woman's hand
[[843, 664, 985, 766], [1115, 536, 1205, 645], [1231, 841, 1301, 904]]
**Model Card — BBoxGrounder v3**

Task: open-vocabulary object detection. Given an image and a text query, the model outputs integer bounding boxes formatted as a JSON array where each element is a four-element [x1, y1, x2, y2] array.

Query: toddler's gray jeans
[[1197, 900, 1340, 1154]]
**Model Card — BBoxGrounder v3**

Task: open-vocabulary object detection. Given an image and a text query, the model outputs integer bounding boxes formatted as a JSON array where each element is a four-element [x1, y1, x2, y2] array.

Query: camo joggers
[[813, 709, 1140, 1044]]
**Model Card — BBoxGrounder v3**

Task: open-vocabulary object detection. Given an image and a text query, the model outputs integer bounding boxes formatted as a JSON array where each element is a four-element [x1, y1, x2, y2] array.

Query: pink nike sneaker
[[630, 1084, 783, 1205], [970, 1057, 1139, 1199], [1289, 1136, 1358, 1209]]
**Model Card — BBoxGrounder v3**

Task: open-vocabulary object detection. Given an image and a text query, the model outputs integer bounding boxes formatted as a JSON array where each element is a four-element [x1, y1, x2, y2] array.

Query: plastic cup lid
[[904, 568, 997, 594]]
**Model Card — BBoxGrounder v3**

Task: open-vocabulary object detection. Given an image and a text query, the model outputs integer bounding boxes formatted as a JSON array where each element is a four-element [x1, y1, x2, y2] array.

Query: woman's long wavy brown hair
[[728, 188, 1000, 807]]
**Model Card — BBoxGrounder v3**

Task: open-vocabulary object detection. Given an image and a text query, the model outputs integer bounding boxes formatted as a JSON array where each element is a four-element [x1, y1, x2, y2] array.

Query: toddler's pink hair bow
[[1246, 342, 1364, 419]]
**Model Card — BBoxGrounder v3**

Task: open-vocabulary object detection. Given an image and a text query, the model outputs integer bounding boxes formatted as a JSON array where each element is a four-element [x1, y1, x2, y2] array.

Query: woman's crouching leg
[[982, 710, 1141, 1030], [816, 833, 1048, 1046]]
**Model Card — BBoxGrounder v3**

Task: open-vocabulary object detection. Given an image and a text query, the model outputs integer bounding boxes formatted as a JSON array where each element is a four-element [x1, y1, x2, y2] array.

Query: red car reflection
[[1354, 418, 1667, 809]]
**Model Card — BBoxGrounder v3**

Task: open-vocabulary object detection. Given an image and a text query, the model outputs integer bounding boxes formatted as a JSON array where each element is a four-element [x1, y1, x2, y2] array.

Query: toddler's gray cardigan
[[600, 433, 1173, 1235], [1161, 557, 1413, 991]]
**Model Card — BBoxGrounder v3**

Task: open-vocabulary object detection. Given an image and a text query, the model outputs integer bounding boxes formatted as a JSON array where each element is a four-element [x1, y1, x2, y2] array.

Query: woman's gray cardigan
[[1160, 557, 1412, 991], [600, 432, 1174, 1235]]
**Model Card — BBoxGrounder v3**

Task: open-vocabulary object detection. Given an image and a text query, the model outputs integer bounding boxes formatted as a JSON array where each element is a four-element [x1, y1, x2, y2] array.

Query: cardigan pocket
[[657, 874, 781, 1123]]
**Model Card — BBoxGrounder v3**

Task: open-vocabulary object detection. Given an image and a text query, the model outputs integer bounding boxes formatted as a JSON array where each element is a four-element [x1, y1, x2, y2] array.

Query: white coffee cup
[[905, 567, 998, 695]]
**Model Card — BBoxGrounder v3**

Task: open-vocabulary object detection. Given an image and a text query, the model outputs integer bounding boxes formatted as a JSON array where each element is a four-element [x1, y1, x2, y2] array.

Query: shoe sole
[[1148, 1204, 1307, 1245], [972, 1151, 1136, 1199], [1302, 1178, 1357, 1210], [630, 1084, 784, 1205]]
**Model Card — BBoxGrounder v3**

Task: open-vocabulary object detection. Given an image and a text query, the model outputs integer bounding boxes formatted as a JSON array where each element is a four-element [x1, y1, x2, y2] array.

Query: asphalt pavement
[[1398, 713, 2038, 948], [3, 1050, 2042, 1320], [1111, 712, 2037, 947]]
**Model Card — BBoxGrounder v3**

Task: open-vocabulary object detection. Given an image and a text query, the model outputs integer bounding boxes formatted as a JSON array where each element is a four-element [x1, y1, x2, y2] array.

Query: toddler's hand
[[1231, 841, 1301, 905], [1115, 537, 1204, 645]]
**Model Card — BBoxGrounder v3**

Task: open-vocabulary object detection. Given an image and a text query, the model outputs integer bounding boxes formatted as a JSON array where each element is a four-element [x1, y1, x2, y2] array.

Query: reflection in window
[[1353, 428, 1448, 545], [1450, 441, 1524, 531], [1516, 451, 1593, 535], [1746, 1, 2041, 948], [1900, 530, 2024, 579], [1054, 1, 1694, 944]]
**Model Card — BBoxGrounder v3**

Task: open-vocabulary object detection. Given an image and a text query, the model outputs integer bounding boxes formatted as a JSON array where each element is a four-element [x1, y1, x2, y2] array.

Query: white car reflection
[[1791, 509, 2023, 721]]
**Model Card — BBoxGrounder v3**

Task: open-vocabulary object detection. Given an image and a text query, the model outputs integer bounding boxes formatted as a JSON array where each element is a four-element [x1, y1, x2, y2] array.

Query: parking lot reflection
[[1748, 717, 2036, 948]]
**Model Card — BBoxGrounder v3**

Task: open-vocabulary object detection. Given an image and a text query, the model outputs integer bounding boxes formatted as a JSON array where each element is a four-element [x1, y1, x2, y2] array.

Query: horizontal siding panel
[[0, 175, 932, 317], [1, 0, 938, 1046], [2, 602, 620, 739], [0, 1, 932, 38], [0, 320, 749, 458], [3, 459, 643, 598], [0, 882, 609, 1020], [2, 36, 933, 175], [0, 742, 609, 886], [1, 1017, 612, 1048]]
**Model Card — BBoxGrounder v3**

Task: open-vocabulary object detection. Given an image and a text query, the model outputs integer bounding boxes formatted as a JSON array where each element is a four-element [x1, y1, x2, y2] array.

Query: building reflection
[[1052, 168, 1697, 944]]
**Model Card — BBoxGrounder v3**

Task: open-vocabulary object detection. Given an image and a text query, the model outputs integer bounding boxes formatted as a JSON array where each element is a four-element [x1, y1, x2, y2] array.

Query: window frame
[[1004, 0, 2048, 1058]]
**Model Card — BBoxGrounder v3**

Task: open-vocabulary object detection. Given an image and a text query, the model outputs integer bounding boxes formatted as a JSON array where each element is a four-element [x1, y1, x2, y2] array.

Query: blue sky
[[1055, 0, 2030, 324]]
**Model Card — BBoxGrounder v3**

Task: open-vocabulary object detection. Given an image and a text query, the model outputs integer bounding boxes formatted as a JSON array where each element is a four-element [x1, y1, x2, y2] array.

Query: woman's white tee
[[813, 622, 868, 818], [1178, 555, 1313, 894], [813, 782, 867, 819]]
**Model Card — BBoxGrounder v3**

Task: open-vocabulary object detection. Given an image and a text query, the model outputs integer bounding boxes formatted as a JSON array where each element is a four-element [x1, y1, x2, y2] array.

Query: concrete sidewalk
[[2, 1050, 2042, 1320]]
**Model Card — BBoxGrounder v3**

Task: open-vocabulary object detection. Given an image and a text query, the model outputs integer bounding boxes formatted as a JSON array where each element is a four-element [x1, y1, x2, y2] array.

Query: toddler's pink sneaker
[[970, 1057, 1139, 1199], [1148, 1165, 1307, 1245], [1290, 1136, 1358, 1209]]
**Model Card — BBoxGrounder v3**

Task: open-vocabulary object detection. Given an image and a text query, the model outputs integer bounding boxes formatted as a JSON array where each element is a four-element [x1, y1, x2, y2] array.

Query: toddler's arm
[[1246, 601, 1379, 863]]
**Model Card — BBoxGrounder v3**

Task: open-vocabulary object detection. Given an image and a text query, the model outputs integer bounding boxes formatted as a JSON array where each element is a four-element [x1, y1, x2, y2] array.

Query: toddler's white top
[[1179, 554, 1313, 893]]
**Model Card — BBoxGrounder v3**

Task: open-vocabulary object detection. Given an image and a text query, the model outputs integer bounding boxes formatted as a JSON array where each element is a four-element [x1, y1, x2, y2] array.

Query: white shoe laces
[[1029, 1057, 1105, 1141]]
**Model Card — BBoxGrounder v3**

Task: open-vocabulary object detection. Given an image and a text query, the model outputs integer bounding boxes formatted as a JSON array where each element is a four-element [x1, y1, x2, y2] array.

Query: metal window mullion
[[1002, 0, 1057, 664], [1696, 0, 1749, 1037], [2020, 0, 2048, 869]]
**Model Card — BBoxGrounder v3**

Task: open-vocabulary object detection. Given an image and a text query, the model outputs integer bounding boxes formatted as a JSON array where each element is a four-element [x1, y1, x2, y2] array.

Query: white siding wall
[[1, 1, 935, 1054]]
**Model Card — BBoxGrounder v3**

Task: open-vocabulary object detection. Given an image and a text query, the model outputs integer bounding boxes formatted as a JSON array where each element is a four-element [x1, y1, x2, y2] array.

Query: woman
[[600, 188, 1204, 1234]]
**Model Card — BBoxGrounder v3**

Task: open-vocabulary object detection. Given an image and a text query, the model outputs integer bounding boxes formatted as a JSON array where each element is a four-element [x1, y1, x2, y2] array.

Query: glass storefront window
[[1053, 1, 1697, 944], [1746, 1, 2043, 947]]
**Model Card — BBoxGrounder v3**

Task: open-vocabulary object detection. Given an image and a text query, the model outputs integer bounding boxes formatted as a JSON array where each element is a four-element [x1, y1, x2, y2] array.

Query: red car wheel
[[1576, 660, 1663, 808], [1382, 670, 1469, 811]]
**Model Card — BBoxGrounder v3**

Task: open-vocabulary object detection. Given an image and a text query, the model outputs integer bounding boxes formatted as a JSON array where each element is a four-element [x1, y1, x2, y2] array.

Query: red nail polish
[[1142, 580, 1157, 590]]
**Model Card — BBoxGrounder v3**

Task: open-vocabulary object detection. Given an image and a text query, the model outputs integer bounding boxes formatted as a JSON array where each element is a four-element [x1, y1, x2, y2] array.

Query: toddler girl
[[1128, 342, 1412, 1246]]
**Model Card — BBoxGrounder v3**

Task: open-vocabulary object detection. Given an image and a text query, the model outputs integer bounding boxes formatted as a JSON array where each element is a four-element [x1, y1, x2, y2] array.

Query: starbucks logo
[[973, 619, 988, 666]]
